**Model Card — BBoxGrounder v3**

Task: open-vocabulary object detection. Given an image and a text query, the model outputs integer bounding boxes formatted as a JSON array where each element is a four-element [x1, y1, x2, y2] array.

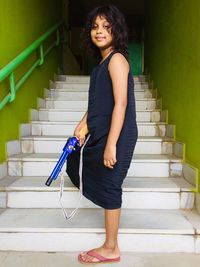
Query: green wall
[[144, 0, 200, 171], [128, 42, 143, 75], [61, 0, 81, 74], [0, 0, 62, 162]]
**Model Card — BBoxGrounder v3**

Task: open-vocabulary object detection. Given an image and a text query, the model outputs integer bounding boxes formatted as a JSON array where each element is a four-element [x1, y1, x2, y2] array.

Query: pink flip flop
[[78, 249, 121, 265]]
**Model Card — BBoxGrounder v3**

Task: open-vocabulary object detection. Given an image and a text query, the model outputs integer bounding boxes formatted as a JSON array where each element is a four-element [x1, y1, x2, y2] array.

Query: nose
[[96, 26, 103, 34]]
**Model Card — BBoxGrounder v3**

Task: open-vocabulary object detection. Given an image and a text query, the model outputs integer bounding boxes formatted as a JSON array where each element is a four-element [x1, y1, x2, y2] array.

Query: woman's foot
[[79, 243, 121, 263]]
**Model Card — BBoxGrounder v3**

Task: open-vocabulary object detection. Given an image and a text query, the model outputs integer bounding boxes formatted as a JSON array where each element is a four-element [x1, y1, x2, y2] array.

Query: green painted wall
[[144, 0, 200, 171], [61, 0, 81, 74], [86, 43, 143, 75], [128, 42, 143, 75], [0, 0, 62, 163]]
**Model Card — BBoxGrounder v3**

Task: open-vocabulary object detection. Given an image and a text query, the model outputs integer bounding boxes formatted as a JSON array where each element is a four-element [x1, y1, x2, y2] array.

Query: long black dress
[[66, 50, 138, 209]]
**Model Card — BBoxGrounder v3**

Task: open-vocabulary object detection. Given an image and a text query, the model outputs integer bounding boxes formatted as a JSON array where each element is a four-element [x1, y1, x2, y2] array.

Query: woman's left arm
[[103, 53, 129, 169]]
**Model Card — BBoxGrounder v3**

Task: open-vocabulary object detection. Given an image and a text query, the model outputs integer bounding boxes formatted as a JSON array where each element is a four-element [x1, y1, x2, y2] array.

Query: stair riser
[[45, 99, 159, 110], [0, 232, 195, 252], [52, 82, 150, 90], [31, 123, 174, 137], [4, 191, 194, 209], [8, 161, 182, 177], [48, 89, 156, 99], [38, 110, 163, 123], [55, 75, 149, 83], [21, 139, 173, 154]]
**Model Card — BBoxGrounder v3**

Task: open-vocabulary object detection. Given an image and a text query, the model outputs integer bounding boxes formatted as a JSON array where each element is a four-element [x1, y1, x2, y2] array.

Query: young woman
[[66, 4, 138, 264]]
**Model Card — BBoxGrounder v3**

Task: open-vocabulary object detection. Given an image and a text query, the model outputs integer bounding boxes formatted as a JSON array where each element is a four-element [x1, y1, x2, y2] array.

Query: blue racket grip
[[45, 136, 80, 186]]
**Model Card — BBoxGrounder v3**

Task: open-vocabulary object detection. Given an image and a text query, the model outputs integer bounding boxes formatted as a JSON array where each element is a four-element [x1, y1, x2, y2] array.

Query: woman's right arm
[[73, 110, 88, 146], [76, 110, 88, 129]]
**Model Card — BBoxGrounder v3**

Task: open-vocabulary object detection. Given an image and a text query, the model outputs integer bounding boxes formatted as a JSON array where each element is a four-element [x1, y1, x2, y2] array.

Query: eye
[[104, 25, 111, 29]]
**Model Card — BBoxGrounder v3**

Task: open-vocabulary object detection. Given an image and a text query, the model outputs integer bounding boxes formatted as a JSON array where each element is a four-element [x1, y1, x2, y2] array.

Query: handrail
[[0, 21, 63, 110]]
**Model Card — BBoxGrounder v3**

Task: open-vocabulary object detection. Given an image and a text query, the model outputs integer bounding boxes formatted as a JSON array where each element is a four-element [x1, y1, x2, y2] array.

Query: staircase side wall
[[0, 0, 62, 162], [144, 0, 200, 182]]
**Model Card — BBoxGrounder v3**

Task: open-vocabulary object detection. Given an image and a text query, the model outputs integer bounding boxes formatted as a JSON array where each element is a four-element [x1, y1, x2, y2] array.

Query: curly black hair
[[80, 4, 129, 61]]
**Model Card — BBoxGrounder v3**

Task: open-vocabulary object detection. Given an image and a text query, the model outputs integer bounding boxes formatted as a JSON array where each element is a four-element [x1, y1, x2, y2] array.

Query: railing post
[[56, 29, 60, 46], [38, 44, 44, 66], [9, 72, 16, 102]]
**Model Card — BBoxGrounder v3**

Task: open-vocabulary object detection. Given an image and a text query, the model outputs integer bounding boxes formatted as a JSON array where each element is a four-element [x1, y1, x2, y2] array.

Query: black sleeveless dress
[[66, 50, 138, 209]]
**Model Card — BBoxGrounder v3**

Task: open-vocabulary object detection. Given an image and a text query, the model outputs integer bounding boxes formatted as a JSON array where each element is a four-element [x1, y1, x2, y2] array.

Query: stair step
[[0, 177, 194, 209], [21, 135, 172, 141], [38, 109, 165, 123], [8, 153, 183, 177], [30, 121, 174, 137], [55, 74, 149, 83], [21, 135, 175, 154], [45, 98, 160, 110], [0, 208, 198, 252], [47, 88, 157, 99], [8, 153, 182, 162], [0, 176, 191, 192], [52, 81, 150, 90]]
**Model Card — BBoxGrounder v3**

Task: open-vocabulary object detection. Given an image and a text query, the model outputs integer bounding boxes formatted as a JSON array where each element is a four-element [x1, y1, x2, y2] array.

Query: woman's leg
[[80, 208, 121, 262], [104, 208, 121, 249]]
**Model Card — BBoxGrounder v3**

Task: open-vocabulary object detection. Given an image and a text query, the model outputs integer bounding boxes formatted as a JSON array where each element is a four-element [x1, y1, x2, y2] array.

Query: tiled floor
[[0, 251, 200, 267]]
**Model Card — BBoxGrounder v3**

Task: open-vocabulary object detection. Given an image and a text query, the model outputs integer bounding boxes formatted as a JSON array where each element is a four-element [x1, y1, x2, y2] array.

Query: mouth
[[96, 37, 106, 41]]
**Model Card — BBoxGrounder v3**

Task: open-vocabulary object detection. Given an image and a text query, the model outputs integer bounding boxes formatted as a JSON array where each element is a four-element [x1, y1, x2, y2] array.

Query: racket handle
[[78, 124, 89, 137]]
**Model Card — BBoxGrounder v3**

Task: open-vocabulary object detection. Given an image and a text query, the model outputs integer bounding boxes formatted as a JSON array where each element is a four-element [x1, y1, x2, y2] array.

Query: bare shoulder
[[108, 52, 129, 73]]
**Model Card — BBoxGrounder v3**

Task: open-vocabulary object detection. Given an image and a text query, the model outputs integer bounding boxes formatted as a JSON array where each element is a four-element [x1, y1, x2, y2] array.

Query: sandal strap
[[87, 250, 120, 262]]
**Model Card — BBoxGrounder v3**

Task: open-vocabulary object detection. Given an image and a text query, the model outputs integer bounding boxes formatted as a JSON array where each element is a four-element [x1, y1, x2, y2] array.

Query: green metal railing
[[0, 21, 62, 110]]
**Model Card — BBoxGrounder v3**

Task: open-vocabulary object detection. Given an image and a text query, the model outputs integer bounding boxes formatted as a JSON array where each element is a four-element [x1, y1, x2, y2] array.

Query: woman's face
[[90, 15, 113, 50]]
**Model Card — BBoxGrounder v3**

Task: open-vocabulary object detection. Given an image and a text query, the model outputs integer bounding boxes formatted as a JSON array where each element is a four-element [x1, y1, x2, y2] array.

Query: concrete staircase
[[0, 74, 200, 252]]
